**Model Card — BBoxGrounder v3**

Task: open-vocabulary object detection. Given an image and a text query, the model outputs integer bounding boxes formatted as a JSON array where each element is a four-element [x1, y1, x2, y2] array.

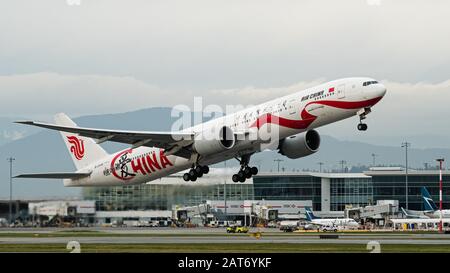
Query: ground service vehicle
[[226, 226, 249, 233]]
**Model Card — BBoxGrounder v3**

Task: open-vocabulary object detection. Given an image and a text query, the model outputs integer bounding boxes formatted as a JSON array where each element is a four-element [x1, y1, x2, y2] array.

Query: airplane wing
[[14, 172, 92, 179], [401, 207, 430, 219], [15, 120, 195, 158]]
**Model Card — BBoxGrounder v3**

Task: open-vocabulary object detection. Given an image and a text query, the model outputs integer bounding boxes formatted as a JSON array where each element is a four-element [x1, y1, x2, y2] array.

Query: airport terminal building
[[82, 168, 450, 213], [3, 168, 449, 226], [82, 170, 254, 211], [254, 169, 450, 211]]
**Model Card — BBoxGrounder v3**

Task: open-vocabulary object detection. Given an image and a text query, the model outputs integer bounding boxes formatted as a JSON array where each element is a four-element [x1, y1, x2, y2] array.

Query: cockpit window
[[363, 81, 378, 86]]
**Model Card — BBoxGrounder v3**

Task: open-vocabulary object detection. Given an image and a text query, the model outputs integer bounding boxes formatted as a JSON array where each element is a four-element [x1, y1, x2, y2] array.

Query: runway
[[2, 237, 450, 245], [1, 228, 450, 245]]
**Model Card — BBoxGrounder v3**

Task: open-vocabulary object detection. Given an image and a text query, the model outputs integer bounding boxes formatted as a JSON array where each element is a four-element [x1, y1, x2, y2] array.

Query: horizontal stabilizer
[[14, 172, 91, 179]]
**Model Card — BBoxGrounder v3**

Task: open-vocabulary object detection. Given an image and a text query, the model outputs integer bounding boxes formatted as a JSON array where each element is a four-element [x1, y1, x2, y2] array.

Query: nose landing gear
[[357, 107, 371, 131]]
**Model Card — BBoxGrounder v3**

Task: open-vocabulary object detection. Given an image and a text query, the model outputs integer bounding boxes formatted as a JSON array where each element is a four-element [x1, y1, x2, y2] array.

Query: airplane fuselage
[[425, 210, 450, 218], [64, 77, 386, 186], [311, 218, 360, 228]]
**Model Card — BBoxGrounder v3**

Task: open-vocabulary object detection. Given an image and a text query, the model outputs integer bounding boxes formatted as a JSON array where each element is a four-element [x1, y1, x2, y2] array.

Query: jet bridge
[[345, 201, 400, 227], [172, 203, 210, 226]]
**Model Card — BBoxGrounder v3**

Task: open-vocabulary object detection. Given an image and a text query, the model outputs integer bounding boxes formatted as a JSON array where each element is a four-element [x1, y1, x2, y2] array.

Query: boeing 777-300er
[[15, 77, 386, 186]]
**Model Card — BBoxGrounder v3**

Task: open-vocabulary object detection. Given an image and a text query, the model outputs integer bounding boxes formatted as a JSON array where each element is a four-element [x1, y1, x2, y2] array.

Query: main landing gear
[[357, 107, 371, 131], [232, 155, 258, 183], [183, 165, 209, 182]]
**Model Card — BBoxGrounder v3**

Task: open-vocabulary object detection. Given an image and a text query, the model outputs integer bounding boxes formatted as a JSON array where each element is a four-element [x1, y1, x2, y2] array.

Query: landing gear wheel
[[189, 169, 197, 179], [238, 171, 246, 183], [190, 175, 197, 182], [195, 166, 203, 175], [232, 174, 239, 183], [201, 165, 209, 174], [194, 166, 204, 178], [183, 173, 190, 182], [357, 123, 368, 131], [250, 167, 258, 175], [244, 167, 252, 179]]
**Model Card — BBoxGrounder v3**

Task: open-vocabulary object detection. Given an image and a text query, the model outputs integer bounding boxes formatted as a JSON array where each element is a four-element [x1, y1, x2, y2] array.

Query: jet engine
[[193, 126, 235, 156], [278, 130, 321, 159]]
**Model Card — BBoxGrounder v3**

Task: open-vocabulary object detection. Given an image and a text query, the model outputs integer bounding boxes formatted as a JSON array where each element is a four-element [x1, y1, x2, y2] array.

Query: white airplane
[[305, 207, 360, 229], [15, 77, 386, 186], [402, 187, 450, 219], [390, 218, 450, 227]]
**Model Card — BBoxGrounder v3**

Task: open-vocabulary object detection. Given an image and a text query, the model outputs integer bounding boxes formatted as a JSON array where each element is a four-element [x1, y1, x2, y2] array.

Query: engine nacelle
[[278, 130, 321, 159], [193, 126, 235, 156]]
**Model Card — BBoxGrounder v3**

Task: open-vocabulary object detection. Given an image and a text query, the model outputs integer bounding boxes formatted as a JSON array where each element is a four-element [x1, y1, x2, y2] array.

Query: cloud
[[1, 72, 450, 142], [0, 72, 162, 117], [0, 72, 324, 118], [2, 130, 26, 141], [1, 1, 450, 88]]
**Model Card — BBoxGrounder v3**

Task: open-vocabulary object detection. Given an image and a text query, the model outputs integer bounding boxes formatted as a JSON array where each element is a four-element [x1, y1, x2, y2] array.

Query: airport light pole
[[7, 157, 15, 224], [402, 142, 410, 209], [224, 160, 227, 224], [371, 153, 378, 167], [339, 160, 347, 173], [317, 162, 324, 172], [436, 158, 444, 233], [274, 159, 283, 172]]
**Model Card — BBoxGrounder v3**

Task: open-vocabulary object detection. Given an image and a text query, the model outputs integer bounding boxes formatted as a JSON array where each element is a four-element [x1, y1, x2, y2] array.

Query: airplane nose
[[378, 84, 387, 97]]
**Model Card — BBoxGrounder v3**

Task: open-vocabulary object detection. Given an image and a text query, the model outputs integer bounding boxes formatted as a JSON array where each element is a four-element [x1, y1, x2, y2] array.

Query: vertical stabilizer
[[422, 187, 438, 211], [54, 113, 108, 170], [305, 207, 319, 221]]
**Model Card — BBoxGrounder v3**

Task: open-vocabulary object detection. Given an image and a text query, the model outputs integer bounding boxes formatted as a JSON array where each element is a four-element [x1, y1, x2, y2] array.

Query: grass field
[[1, 243, 449, 253], [1, 230, 449, 253]]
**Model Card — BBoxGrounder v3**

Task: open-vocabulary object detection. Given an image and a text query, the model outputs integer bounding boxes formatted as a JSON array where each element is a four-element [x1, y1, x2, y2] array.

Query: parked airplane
[[304, 207, 360, 228], [401, 187, 450, 219], [401, 208, 429, 219], [390, 218, 450, 229], [15, 77, 386, 186]]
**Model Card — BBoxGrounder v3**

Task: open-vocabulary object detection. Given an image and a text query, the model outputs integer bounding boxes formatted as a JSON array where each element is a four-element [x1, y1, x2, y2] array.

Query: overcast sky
[[1, 0, 449, 145]]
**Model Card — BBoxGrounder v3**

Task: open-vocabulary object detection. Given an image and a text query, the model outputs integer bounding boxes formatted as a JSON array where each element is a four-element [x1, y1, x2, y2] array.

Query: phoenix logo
[[67, 136, 85, 160], [110, 149, 135, 181]]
